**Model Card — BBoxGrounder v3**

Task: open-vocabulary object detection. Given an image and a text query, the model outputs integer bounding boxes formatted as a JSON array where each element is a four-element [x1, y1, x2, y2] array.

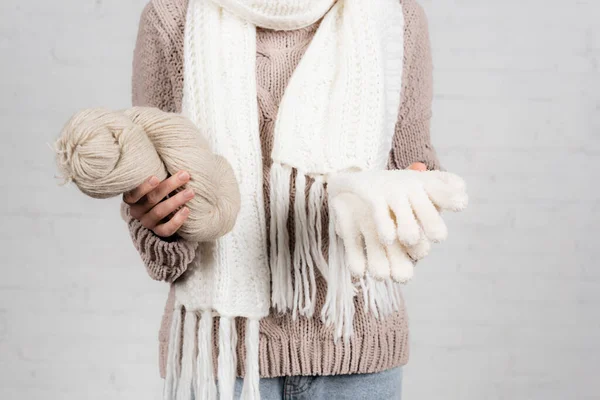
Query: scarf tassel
[[270, 163, 323, 318], [359, 276, 403, 319], [292, 171, 318, 318], [177, 309, 197, 400], [164, 306, 183, 400], [307, 176, 328, 279], [321, 201, 356, 342], [217, 317, 238, 399], [196, 310, 217, 400], [241, 319, 261, 399], [269, 163, 293, 312], [163, 311, 262, 400]]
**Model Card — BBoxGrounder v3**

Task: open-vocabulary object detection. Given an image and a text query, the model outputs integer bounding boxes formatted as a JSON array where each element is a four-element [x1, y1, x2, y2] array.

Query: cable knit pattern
[[131, 0, 438, 378]]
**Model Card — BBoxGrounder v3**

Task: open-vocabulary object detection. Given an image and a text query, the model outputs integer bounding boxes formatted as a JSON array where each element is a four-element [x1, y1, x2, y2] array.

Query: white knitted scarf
[[167, 0, 406, 399]]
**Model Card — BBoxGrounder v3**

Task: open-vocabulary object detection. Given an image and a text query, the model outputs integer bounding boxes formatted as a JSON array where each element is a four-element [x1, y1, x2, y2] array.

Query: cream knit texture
[[128, 0, 438, 379], [170, 1, 410, 396], [217, 0, 337, 30]]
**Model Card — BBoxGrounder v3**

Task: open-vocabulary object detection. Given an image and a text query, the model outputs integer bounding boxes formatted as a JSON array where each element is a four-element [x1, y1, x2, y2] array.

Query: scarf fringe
[[321, 200, 356, 342], [270, 163, 328, 319], [360, 276, 403, 319], [164, 306, 183, 400], [269, 163, 293, 312], [292, 171, 317, 318], [163, 310, 262, 400], [196, 311, 216, 400], [307, 176, 328, 277], [176, 310, 197, 400], [217, 317, 238, 400], [241, 319, 261, 399]]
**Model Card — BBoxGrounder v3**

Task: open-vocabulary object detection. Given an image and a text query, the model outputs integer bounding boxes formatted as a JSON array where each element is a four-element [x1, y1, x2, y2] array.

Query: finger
[[331, 194, 367, 278], [146, 170, 190, 207], [153, 207, 191, 238], [123, 176, 160, 205], [407, 162, 427, 172], [140, 188, 195, 229], [360, 215, 390, 281], [386, 241, 414, 283], [404, 229, 431, 261], [423, 171, 468, 212], [134, 170, 191, 216], [408, 189, 448, 242], [388, 194, 421, 246]]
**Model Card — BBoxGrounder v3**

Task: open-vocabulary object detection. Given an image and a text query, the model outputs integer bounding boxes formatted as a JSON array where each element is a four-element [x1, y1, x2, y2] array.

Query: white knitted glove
[[328, 170, 468, 282]]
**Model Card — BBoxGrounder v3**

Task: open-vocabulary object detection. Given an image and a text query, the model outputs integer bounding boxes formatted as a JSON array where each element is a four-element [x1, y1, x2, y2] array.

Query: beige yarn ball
[[55, 107, 241, 242]]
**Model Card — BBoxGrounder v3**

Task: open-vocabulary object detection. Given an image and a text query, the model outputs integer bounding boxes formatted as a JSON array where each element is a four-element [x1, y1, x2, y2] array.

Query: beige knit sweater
[[125, 0, 439, 379]]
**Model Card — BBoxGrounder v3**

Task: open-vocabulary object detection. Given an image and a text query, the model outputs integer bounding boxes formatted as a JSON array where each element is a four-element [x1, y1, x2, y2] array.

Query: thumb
[[407, 162, 427, 171]]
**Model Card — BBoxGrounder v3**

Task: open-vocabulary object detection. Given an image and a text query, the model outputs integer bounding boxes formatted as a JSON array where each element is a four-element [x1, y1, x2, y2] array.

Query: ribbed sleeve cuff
[[121, 202, 198, 282]]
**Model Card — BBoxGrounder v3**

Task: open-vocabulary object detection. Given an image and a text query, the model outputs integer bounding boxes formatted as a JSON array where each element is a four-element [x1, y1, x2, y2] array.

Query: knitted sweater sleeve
[[388, 0, 440, 171], [123, 0, 197, 283]]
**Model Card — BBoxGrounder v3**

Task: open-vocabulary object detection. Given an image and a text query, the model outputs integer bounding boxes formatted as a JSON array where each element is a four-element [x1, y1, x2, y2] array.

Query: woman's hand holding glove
[[327, 166, 468, 283]]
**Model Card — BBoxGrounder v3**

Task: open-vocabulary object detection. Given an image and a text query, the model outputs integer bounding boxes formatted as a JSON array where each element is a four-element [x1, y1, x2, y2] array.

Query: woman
[[122, 0, 439, 398]]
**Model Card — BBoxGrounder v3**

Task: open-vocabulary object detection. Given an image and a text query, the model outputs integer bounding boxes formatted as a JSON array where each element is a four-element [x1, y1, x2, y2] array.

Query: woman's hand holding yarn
[[124, 170, 195, 239], [55, 107, 242, 242]]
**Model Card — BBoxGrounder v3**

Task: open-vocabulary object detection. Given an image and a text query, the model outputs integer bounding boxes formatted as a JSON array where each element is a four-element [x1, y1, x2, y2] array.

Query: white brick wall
[[0, 0, 598, 399]]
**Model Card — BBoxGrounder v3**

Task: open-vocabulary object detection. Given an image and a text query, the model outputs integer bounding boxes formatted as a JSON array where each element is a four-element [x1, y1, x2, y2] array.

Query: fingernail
[[178, 171, 190, 181], [184, 189, 194, 198], [148, 176, 159, 186], [182, 207, 190, 215]]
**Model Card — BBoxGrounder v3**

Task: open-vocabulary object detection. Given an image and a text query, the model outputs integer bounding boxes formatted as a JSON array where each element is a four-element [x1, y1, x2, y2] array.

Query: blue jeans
[[232, 367, 402, 400]]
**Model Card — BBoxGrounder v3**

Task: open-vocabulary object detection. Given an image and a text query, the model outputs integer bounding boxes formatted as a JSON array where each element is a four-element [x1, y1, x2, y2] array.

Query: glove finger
[[404, 228, 431, 261], [367, 196, 397, 246], [408, 189, 448, 242], [386, 240, 414, 283], [388, 194, 422, 246], [423, 171, 468, 212], [361, 215, 391, 281], [331, 194, 367, 277]]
